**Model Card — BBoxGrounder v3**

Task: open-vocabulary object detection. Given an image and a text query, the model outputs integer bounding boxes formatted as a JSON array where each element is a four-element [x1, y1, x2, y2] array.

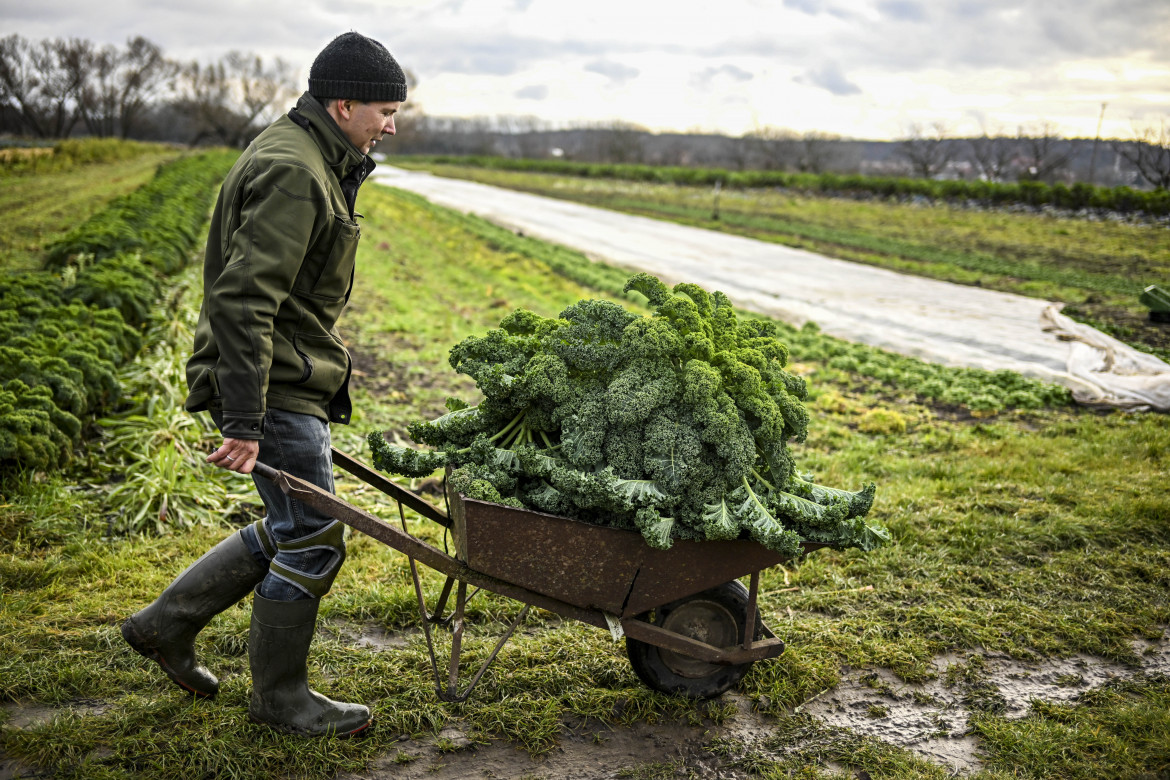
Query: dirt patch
[[793, 636, 1170, 775], [0, 699, 112, 780], [5, 636, 1166, 778], [337, 714, 728, 780], [348, 339, 430, 401], [338, 633, 1169, 779]]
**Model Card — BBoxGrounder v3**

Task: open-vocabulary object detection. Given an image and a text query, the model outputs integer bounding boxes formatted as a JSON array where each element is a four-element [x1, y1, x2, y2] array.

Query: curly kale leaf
[[368, 431, 448, 478], [700, 497, 739, 541], [635, 507, 676, 550], [787, 475, 877, 519], [407, 405, 481, 447], [448, 466, 524, 509], [610, 478, 668, 508], [730, 479, 803, 557]]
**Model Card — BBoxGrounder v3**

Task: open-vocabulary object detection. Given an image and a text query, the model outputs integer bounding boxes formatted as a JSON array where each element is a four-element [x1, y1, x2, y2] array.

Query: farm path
[[373, 167, 1167, 409]]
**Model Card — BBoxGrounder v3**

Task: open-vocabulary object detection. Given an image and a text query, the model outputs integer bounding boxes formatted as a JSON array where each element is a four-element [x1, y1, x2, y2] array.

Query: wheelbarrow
[[253, 447, 826, 701]]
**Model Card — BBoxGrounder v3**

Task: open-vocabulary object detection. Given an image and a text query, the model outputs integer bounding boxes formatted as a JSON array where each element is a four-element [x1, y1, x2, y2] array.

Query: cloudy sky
[[3, 0, 1168, 140]]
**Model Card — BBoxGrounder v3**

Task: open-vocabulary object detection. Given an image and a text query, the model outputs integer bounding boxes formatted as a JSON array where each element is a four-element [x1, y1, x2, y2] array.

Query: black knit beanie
[[308, 32, 407, 102]]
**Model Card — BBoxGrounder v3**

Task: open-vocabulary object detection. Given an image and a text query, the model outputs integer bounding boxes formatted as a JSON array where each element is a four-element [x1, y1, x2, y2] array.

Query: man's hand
[[208, 438, 261, 474]]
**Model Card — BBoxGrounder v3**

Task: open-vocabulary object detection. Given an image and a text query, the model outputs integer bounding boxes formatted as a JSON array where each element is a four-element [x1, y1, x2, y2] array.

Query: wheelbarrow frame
[[252, 447, 818, 701]]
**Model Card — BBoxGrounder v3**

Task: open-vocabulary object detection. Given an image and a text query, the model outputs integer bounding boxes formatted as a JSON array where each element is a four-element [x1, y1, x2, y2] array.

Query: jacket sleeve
[[207, 160, 324, 439]]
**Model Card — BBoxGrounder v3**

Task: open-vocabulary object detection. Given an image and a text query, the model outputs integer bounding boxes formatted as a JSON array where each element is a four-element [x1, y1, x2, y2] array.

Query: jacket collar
[[287, 92, 374, 181]]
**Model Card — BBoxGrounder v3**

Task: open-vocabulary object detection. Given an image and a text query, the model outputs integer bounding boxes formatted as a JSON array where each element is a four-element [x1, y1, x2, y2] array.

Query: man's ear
[[335, 99, 355, 120]]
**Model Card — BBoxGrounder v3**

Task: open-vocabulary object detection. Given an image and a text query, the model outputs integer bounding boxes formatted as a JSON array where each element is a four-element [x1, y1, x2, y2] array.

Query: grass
[[1, 165, 1169, 779], [391, 161, 1170, 360], [0, 148, 181, 273]]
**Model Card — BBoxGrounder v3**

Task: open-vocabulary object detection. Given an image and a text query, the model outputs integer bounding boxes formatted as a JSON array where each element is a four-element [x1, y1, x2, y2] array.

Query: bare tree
[[35, 39, 89, 137], [1113, 119, 1170, 190], [76, 42, 121, 137], [71, 36, 177, 138], [895, 122, 954, 178], [1017, 123, 1074, 183], [799, 130, 844, 173], [966, 134, 1019, 182], [0, 34, 85, 137], [597, 120, 647, 164], [117, 37, 177, 138], [726, 133, 754, 170], [177, 51, 295, 147], [741, 125, 800, 171]]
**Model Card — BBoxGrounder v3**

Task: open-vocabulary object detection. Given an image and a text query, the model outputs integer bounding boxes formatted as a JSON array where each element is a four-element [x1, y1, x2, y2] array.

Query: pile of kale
[[369, 273, 887, 556]]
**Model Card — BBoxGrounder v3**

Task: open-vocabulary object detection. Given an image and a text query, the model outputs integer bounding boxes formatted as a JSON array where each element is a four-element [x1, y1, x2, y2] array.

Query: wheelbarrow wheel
[[625, 580, 765, 699]]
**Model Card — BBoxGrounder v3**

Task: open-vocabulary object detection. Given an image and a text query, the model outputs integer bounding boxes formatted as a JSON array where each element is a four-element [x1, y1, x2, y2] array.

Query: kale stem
[[539, 430, 554, 449], [488, 409, 526, 444], [751, 468, 776, 491]]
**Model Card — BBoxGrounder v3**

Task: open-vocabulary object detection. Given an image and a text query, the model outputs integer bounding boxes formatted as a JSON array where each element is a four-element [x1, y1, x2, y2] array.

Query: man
[[121, 31, 405, 738]]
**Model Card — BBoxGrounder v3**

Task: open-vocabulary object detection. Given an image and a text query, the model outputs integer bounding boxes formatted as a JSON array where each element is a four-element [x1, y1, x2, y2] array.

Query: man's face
[[334, 99, 401, 154]]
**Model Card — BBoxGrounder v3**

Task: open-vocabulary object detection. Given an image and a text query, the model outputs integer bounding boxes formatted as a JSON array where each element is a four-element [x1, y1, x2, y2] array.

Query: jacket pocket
[[292, 332, 348, 397], [310, 215, 360, 301]]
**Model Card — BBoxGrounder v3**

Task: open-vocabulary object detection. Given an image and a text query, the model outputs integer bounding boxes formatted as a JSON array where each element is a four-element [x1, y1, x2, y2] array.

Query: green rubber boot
[[247, 593, 371, 738], [122, 531, 268, 698]]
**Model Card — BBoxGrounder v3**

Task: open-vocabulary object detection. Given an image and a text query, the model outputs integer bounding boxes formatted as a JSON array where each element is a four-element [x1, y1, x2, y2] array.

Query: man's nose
[[384, 116, 396, 136]]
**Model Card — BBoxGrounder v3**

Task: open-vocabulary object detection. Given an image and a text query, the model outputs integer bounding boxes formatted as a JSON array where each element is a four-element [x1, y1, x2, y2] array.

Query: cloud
[[796, 62, 862, 96], [844, 0, 1170, 72], [515, 84, 548, 100], [877, 0, 927, 23], [692, 64, 754, 89], [782, 0, 821, 13], [584, 59, 640, 84], [402, 32, 611, 79]]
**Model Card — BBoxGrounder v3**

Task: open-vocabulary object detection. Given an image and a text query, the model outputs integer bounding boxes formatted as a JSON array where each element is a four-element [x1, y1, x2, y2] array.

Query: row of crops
[[0, 138, 170, 178], [443, 205, 1074, 413], [407, 155, 1170, 217], [0, 150, 236, 473]]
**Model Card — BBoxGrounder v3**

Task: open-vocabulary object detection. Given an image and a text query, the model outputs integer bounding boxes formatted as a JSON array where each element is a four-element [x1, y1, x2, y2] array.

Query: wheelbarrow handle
[[251, 454, 450, 527], [252, 460, 280, 483]]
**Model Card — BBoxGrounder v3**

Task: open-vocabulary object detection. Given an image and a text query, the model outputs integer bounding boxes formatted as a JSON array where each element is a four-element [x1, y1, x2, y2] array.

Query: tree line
[[395, 118, 1169, 190], [0, 34, 298, 147], [2, 33, 1166, 189]]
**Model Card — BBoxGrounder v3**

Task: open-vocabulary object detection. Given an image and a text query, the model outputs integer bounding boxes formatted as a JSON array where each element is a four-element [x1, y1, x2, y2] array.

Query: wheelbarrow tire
[[625, 580, 764, 699]]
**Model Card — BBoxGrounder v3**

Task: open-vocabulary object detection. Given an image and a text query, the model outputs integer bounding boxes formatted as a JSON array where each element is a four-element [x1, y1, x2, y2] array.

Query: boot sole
[[121, 619, 217, 699], [248, 714, 372, 739]]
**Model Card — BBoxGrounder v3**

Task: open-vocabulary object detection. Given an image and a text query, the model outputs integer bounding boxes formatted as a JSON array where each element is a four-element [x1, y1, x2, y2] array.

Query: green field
[[0, 147, 181, 273], [1, 151, 1168, 779], [393, 160, 1170, 361]]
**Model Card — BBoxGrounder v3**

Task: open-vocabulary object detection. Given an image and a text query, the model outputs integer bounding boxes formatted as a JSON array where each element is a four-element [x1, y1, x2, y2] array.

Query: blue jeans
[[214, 407, 341, 601]]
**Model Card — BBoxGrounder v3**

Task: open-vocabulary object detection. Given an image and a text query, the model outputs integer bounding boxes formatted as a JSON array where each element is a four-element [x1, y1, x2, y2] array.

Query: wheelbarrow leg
[[447, 581, 468, 695], [743, 571, 759, 651], [437, 580, 530, 703], [391, 500, 529, 703]]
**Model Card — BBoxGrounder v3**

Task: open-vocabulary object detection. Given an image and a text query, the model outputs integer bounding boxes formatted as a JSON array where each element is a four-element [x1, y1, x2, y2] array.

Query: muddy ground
[[334, 635, 1170, 779], [5, 632, 1165, 779]]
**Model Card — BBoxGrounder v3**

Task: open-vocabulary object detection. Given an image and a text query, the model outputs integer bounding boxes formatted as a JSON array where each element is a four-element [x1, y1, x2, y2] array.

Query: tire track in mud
[[333, 625, 1169, 778]]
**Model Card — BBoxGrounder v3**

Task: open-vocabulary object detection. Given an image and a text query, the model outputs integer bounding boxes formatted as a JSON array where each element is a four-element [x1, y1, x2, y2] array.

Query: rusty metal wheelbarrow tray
[[253, 447, 816, 700], [449, 493, 800, 619]]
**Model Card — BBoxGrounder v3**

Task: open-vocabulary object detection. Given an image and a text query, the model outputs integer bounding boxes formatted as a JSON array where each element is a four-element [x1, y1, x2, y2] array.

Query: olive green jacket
[[185, 93, 375, 438]]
